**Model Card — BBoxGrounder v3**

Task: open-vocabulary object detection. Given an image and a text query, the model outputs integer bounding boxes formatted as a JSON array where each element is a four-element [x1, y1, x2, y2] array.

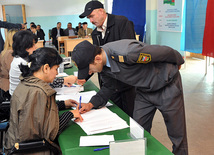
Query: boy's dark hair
[[19, 47, 63, 77], [31, 24, 37, 29]]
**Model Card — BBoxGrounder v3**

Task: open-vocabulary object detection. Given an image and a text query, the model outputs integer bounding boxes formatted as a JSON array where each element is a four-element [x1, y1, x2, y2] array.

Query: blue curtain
[[181, 0, 208, 53], [112, 0, 146, 41]]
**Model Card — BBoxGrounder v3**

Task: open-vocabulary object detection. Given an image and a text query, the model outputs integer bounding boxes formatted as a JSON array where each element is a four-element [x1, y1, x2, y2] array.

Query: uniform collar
[[102, 46, 120, 73]]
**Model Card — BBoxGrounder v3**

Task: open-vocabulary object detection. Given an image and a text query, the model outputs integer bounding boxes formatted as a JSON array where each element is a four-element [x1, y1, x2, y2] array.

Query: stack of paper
[[76, 107, 129, 135]]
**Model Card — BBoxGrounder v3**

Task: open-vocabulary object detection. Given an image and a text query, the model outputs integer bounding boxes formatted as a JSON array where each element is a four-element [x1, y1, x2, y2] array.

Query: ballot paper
[[76, 107, 129, 135], [54, 84, 84, 95], [55, 90, 113, 106], [79, 135, 114, 146]]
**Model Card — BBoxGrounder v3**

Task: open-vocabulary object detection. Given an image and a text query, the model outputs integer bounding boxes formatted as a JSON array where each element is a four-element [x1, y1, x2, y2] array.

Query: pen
[[94, 146, 109, 151], [79, 96, 82, 110]]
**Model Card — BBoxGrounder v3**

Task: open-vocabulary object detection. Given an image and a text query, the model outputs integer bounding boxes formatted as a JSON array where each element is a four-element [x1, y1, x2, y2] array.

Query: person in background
[[64, 22, 77, 37], [78, 22, 93, 38], [0, 20, 25, 53], [51, 22, 64, 50], [78, 0, 136, 117], [37, 24, 46, 45], [75, 22, 82, 34], [0, 29, 19, 102], [27, 22, 35, 31], [72, 39, 188, 155], [30, 24, 37, 35], [4, 47, 83, 154]]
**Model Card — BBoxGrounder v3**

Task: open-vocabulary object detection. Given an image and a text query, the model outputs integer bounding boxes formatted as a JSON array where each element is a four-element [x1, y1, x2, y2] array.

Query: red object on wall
[[202, 0, 214, 58]]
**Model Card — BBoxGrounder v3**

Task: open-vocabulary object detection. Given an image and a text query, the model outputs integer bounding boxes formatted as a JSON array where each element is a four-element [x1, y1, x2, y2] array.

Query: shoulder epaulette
[[110, 54, 127, 63]]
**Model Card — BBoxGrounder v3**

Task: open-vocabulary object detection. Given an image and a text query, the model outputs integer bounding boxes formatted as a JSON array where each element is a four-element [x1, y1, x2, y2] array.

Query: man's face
[[87, 9, 105, 27], [88, 62, 103, 75], [67, 23, 72, 29], [57, 23, 61, 29], [36, 25, 40, 30], [82, 24, 87, 30]]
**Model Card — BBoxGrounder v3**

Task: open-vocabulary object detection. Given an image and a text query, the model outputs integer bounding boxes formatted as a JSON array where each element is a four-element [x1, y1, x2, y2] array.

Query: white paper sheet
[[54, 85, 84, 95], [55, 90, 113, 106], [79, 135, 114, 146], [56, 72, 68, 77], [76, 107, 129, 135]]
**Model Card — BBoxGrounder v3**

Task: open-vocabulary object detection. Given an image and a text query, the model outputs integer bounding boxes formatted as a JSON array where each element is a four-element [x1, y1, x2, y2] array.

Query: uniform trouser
[[133, 73, 188, 155]]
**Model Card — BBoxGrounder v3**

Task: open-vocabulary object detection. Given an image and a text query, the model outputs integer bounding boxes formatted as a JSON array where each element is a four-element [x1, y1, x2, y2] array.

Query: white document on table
[[54, 84, 84, 95], [56, 72, 69, 77], [76, 107, 129, 135], [55, 90, 113, 106], [79, 135, 114, 146]]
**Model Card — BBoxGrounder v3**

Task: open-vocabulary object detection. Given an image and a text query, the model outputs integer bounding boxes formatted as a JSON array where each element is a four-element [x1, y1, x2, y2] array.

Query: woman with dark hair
[[9, 30, 38, 95], [9, 30, 77, 96], [4, 47, 83, 154]]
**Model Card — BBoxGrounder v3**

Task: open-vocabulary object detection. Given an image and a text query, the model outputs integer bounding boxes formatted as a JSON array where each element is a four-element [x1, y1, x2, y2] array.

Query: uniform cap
[[71, 40, 96, 79]]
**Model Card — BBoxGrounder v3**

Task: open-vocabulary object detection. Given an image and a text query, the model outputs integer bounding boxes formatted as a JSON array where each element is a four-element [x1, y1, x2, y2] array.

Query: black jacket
[[51, 27, 64, 43], [92, 14, 136, 46]]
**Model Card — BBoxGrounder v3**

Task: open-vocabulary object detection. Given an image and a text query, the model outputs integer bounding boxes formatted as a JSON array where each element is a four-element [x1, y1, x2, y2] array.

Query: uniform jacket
[[92, 14, 136, 46], [0, 50, 13, 91], [90, 39, 184, 107], [4, 75, 60, 154], [78, 28, 93, 38]]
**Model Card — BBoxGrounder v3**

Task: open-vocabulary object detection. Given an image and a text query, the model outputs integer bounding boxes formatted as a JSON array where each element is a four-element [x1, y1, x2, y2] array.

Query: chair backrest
[[8, 139, 61, 155], [0, 101, 10, 122]]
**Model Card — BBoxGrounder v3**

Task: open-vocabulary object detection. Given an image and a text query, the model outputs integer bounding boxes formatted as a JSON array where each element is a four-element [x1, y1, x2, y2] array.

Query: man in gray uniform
[[72, 39, 188, 155]]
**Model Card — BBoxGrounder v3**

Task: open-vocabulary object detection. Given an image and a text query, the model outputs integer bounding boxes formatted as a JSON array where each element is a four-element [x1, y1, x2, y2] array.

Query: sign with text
[[157, 0, 183, 32]]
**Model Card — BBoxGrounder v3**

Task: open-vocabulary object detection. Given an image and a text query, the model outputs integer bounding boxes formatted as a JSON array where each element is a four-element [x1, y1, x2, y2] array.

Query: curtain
[[202, 0, 214, 58], [112, 0, 146, 41], [180, 0, 208, 54]]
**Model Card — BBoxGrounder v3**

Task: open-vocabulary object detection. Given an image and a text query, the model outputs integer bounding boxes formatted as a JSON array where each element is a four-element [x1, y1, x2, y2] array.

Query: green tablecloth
[[58, 61, 173, 155]]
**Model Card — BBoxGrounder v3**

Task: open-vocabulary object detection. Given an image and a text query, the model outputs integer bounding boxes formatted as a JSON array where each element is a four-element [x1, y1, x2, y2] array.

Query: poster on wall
[[157, 0, 183, 32]]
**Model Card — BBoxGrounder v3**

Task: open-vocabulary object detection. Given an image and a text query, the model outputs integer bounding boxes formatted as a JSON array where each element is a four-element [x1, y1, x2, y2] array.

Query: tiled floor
[[90, 57, 214, 155], [151, 57, 214, 155]]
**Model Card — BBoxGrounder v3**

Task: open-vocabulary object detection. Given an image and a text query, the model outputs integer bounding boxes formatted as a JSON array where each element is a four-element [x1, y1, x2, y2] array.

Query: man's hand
[[79, 103, 94, 114], [64, 75, 77, 86], [70, 106, 83, 122], [77, 79, 86, 85], [64, 99, 78, 109]]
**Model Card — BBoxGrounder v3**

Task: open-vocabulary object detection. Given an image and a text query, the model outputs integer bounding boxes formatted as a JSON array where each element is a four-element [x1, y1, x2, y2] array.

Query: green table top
[[58, 61, 173, 155]]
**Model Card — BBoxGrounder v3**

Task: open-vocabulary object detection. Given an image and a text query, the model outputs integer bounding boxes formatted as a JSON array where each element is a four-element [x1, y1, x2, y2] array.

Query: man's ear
[[94, 55, 102, 64], [43, 64, 50, 73]]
